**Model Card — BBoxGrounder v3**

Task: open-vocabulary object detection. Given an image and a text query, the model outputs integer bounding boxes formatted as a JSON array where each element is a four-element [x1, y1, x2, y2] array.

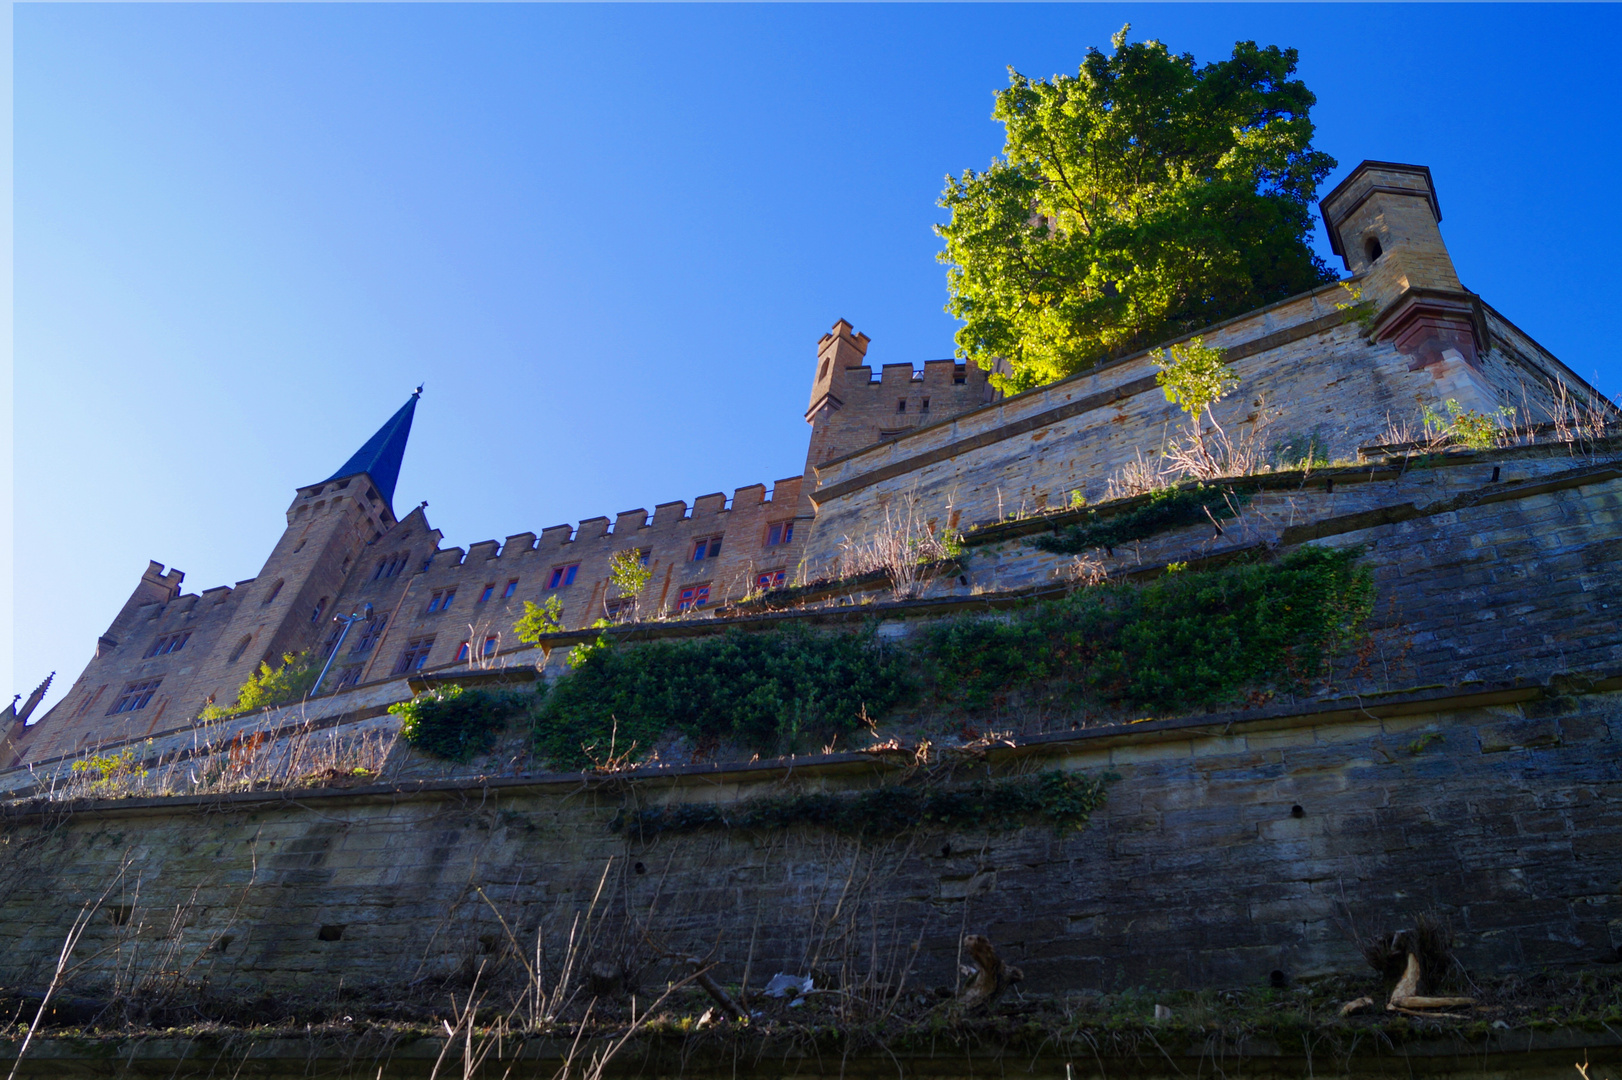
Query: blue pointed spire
[[321, 388, 420, 507]]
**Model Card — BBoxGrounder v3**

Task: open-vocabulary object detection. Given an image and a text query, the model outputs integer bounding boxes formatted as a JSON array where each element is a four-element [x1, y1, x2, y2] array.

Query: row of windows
[[144, 632, 191, 658]]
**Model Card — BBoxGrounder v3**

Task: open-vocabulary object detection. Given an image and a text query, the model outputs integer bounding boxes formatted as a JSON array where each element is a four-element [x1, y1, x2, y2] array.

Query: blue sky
[[10, 4, 1621, 715]]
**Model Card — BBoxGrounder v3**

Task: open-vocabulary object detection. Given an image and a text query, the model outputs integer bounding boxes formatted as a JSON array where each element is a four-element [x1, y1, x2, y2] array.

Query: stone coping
[[4, 671, 1615, 824]]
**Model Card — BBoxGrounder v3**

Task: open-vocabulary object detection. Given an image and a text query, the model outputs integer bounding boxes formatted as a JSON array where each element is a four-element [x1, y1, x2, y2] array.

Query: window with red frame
[[547, 564, 580, 589], [478, 582, 495, 603], [765, 521, 794, 546], [502, 579, 519, 599], [393, 636, 436, 674], [426, 588, 457, 612], [455, 640, 471, 662], [691, 536, 721, 562], [677, 584, 710, 612], [755, 569, 786, 591], [482, 636, 499, 658]]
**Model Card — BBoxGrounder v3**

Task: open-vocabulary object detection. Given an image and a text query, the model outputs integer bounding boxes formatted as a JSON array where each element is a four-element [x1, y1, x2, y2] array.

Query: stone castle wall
[[2, 680, 1617, 1003]]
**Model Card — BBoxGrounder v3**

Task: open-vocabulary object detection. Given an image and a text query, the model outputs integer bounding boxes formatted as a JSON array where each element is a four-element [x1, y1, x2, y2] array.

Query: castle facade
[[8, 161, 1609, 766]]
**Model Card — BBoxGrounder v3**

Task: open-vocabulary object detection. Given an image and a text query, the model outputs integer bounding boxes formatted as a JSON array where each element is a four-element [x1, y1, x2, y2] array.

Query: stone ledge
[[3, 671, 1614, 825]]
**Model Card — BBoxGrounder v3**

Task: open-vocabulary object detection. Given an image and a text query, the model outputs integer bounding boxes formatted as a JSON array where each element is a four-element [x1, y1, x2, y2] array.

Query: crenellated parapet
[[803, 321, 1001, 470], [318, 477, 811, 683]]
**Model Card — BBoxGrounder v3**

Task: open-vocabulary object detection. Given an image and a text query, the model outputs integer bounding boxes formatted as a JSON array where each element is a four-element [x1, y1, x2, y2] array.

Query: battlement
[[803, 322, 1001, 467], [141, 561, 186, 600], [427, 478, 806, 570]]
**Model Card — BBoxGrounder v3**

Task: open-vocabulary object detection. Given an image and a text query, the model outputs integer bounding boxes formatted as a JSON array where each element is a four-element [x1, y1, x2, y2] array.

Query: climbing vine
[[611, 770, 1115, 839], [1030, 483, 1251, 555], [534, 625, 913, 769], [391, 684, 535, 762], [923, 545, 1372, 711]]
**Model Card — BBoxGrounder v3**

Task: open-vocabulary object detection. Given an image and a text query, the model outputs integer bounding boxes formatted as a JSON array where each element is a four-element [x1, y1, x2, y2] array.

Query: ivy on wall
[[393, 547, 1372, 769], [923, 545, 1372, 712], [534, 625, 914, 769], [611, 770, 1115, 839], [1030, 484, 1251, 555], [391, 685, 533, 763]]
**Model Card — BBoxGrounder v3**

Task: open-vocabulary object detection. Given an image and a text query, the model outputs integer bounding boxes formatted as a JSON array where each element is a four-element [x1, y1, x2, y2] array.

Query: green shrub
[[200, 651, 318, 720], [1030, 484, 1250, 555], [613, 770, 1114, 838], [534, 625, 913, 769], [391, 684, 535, 762], [925, 546, 1372, 712]]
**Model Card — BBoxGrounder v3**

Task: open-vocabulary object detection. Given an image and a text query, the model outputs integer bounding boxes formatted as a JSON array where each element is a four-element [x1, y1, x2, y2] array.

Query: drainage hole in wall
[[317, 925, 346, 942], [634, 862, 647, 875], [1290, 805, 1305, 818], [940, 843, 952, 858], [213, 934, 235, 953], [1269, 969, 1289, 988], [106, 905, 134, 927]]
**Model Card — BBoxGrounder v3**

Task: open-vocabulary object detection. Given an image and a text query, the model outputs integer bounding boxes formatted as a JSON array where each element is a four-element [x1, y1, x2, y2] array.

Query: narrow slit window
[[503, 579, 519, 599]]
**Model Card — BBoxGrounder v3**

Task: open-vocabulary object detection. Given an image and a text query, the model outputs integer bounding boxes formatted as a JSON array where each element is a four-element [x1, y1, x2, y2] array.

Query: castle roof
[[321, 388, 419, 508]]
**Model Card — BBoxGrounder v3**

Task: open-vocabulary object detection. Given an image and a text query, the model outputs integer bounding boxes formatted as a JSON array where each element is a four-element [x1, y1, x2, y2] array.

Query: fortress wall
[[799, 285, 1591, 574], [0, 684, 1617, 1002]]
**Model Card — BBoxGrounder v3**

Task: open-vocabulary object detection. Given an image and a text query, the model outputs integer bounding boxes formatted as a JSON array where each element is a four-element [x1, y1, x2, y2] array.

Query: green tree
[[938, 26, 1337, 393]]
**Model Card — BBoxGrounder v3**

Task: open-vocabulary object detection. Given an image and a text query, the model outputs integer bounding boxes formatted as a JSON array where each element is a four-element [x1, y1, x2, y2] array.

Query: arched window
[[228, 635, 252, 662], [1364, 236, 1383, 262], [262, 580, 284, 604]]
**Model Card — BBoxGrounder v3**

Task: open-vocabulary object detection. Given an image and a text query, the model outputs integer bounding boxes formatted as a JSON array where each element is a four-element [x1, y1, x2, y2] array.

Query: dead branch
[[958, 934, 1022, 1013]]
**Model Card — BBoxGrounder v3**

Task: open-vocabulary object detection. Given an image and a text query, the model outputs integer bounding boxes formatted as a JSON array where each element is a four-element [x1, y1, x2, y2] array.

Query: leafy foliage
[[924, 546, 1372, 711], [607, 550, 652, 605], [938, 26, 1336, 392], [533, 625, 913, 769], [1422, 399, 1516, 450], [200, 652, 318, 719], [70, 746, 143, 795], [1031, 484, 1251, 555], [391, 684, 535, 762], [1153, 338, 1238, 419], [612, 770, 1115, 839], [513, 596, 565, 644]]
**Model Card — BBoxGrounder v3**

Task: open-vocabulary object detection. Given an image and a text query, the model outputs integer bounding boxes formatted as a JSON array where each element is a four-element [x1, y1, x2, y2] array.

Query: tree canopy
[[937, 26, 1338, 393]]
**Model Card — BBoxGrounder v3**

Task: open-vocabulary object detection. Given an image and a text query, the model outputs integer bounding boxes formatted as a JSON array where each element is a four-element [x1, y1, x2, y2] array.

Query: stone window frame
[[106, 679, 162, 716]]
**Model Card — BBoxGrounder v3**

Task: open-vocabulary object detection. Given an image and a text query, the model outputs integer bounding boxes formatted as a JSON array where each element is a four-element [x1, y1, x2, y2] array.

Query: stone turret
[[1320, 161, 1489, 383]]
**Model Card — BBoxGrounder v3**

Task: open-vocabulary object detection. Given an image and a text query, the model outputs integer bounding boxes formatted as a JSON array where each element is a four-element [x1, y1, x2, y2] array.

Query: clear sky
[[10, 4, 1621, 716]]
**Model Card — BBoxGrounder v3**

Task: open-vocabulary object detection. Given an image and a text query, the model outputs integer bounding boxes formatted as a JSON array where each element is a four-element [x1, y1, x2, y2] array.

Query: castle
[[5, 160, 1609, 766], [2, 162, 1622, 1065]]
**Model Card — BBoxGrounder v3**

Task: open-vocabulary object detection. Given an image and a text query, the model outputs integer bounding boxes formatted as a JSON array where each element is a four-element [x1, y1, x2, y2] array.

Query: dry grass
[[24, 720, 399, 803], [834, 492, 960, 600]]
